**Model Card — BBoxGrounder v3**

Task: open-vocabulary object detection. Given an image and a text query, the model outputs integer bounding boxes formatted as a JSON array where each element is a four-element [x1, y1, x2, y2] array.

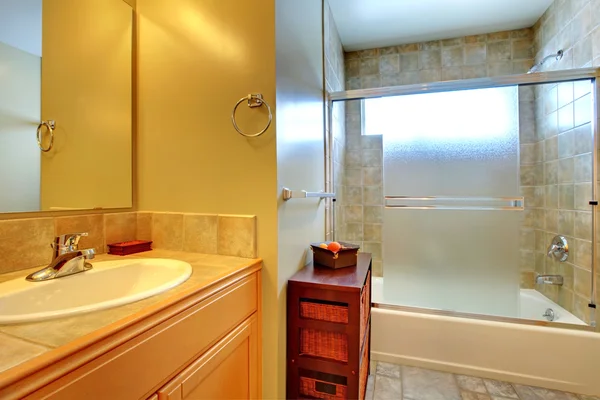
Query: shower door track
[[329, 68, 600, 101], [327, 68, 600, 328]]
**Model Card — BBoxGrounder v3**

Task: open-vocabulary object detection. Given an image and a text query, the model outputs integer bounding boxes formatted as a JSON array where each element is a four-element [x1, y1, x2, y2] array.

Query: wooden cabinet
[[157, 315, 259, 400], [12, 269, 262, 400], [287, 254, 372, 400]]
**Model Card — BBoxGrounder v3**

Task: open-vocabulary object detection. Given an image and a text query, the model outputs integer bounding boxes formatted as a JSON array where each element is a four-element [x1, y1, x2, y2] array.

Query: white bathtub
[[371, 277, 600, 396]]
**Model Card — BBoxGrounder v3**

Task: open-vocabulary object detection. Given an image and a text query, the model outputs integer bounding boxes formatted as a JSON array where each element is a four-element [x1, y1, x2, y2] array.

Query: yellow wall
[[40, 0, 133, 211], [136, 0, 280, 396], [0, 41, 41, 212]]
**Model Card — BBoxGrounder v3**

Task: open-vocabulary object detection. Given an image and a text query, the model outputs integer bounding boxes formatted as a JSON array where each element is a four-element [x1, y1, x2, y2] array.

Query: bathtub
[[371, 277, 600, 396]]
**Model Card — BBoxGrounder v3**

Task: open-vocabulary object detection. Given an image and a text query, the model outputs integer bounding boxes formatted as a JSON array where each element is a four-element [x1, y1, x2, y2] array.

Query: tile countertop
[[0, 250, 261, 375]]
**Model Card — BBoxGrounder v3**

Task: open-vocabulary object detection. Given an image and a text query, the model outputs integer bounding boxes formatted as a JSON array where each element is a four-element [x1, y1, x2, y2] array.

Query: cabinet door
[[158, 315, 259, 400]]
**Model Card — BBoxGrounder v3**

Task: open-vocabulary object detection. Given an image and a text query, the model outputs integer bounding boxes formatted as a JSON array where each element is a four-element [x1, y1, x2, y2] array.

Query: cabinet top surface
[[289, 253, 371, 290], [0, 250, 261, 382]]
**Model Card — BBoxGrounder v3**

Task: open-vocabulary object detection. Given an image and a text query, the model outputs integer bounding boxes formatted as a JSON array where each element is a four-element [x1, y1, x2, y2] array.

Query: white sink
[[0, 258, 192, 324]]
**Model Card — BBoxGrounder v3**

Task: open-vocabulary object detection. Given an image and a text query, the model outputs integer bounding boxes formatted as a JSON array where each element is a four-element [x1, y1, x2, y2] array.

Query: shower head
[[527, 50, 564, 73]]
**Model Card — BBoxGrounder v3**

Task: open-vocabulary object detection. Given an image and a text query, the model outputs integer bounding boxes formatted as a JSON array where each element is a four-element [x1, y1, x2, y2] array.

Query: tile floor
[[365, 361, 600, 400]]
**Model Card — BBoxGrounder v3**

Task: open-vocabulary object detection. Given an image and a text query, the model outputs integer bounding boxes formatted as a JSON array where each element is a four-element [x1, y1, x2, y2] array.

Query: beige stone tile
[[398, 43, 419, 53], [574, 211, 592, 240], [420, 68, 442, 83], [364, 224, 382, 242], [574, 267, 591, 297], [442, 37, 464, 47], [400, 53, 419, 71], [558, 130, 575, 158], [512, 28, 533, 39], [372, 261, 383, 277], [362, 149, 382, 167], [183, 214, 218, 254], [462, 392, 491, 400], [573, 238, 592, 270], [513, 384, 579, 400], [379, 54, 400, 74], [362, 135, 382, 150], [344, 205, 363, 223], [420, 40, 441, 51], [465, 34, 487, 43], [217, 215, 256, 258], [483, 379, 518, 398], [442, 67, 463, 81], [345, 186, 363, 205], [442, 46, 464, 67], [558, 157, 574, 183], [136, 212, 153, 241], [374, 375, 402, 399], [399, 71, 420, 85], [345, 59, 360, 78], [420, 50, 441, 69], [363, 242, 382, 260], [0, 333, 49, 373], [379, 46, 398, 55], [345, 223, 363, 241], [462, 64, 487, 79], [363, 167, 382, 186], [545, 135, 559, 160], [570, 152, 595, 187], [376, 361, 401, 378], [55, 214, 104, 254], [358, 49, 378, 58], [0, 218, 54, 273], [558, 184, 575, 209], [345, 168, 362, 186], [361, 74, 381, 89], [487, 61, 513, 76], [363, 186, 383, 205], [402, 365, 461, 400], [104, 212, 137, 251], [521, 271, 535, 289], [364, 206, 383, 224], [487, 31, 511, 41], [152, 212, 184, 251], [456, 374, 487, 394], [574, 183, 592, 211], [487, 41, 511, 61]]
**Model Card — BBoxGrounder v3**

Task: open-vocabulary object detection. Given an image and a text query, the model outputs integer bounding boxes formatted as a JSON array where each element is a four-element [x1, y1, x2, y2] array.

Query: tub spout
[[535, 275, 564, 286]]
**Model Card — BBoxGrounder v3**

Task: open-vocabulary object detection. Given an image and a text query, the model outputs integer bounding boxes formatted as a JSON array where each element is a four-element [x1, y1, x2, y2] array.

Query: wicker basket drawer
[[299, 370, 348, 400], [300, 328, 349, 362], [300, 299, 349, 324], [358, 330, 370, 400]]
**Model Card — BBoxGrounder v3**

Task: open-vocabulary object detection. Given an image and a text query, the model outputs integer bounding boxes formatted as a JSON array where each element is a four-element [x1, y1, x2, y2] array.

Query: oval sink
[[0, 258, 192, 324]]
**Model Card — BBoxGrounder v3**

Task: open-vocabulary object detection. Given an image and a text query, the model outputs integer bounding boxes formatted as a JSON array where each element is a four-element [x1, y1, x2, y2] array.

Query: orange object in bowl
[[327, 241, 342, 253]]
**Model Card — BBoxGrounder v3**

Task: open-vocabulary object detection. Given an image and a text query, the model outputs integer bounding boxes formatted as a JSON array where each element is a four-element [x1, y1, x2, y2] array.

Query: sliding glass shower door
[[375, 86, 523, 317]]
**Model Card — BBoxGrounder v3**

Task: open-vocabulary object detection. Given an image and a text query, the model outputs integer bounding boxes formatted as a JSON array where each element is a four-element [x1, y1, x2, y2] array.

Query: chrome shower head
[[527, 50, 564, 74]]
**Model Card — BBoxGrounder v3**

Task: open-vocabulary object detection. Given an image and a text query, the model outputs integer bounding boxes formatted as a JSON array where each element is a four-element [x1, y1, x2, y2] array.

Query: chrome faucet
[[26, 232, 95, 282], [547, 235, 568, 262], [535, 275, 564, 286]]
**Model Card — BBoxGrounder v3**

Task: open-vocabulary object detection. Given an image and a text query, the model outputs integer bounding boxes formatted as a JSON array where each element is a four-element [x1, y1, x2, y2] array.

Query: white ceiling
[[328, 0, 553, 51]]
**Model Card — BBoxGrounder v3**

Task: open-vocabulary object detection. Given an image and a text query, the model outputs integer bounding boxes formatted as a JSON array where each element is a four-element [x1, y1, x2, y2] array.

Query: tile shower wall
[[0, 212, 257, 274], [324, 1, 345, 241], [533, 0, 600, 321], [340, 29, 535, 278]]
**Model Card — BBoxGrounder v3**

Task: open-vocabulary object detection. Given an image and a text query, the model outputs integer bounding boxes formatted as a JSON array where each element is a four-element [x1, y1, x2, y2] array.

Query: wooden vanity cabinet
[[5, 268, 262, 400], [156, 315, 259, 400]]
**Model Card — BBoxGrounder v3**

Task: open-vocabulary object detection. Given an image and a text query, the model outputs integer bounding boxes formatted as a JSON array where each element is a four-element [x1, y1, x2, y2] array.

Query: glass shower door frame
[[328, 67, 600, 331]]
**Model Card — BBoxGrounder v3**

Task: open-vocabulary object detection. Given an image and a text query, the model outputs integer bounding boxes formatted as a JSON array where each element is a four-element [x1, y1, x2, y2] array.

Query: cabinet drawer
[[29, 274, 258, 400], [157, 315, 259, 400]]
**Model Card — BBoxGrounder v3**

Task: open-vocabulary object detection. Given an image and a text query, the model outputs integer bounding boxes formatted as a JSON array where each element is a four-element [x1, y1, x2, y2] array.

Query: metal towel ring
[[36, 120, 56, 152], [231, 94, 272, 138]]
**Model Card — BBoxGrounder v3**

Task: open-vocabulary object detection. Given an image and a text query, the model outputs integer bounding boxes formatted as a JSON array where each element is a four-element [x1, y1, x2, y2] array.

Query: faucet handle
[[53, 232, 89, 250]]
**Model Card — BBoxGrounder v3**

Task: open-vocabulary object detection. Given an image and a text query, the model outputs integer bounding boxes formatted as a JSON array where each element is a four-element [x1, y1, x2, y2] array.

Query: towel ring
[[231, 94, 272, 138], [37, 120, 55, 152]]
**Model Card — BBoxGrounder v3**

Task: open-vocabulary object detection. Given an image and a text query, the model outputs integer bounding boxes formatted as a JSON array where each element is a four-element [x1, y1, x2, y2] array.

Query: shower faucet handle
[[546, 235, 568, 262]]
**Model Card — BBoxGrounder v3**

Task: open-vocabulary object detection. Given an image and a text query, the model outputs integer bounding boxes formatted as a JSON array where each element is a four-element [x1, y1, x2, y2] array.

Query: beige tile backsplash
[[0, 211, 258, 274]]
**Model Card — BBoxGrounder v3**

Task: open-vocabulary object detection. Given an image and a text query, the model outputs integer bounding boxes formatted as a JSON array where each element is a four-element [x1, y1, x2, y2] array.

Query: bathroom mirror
[[0, 0, 133, 213]]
